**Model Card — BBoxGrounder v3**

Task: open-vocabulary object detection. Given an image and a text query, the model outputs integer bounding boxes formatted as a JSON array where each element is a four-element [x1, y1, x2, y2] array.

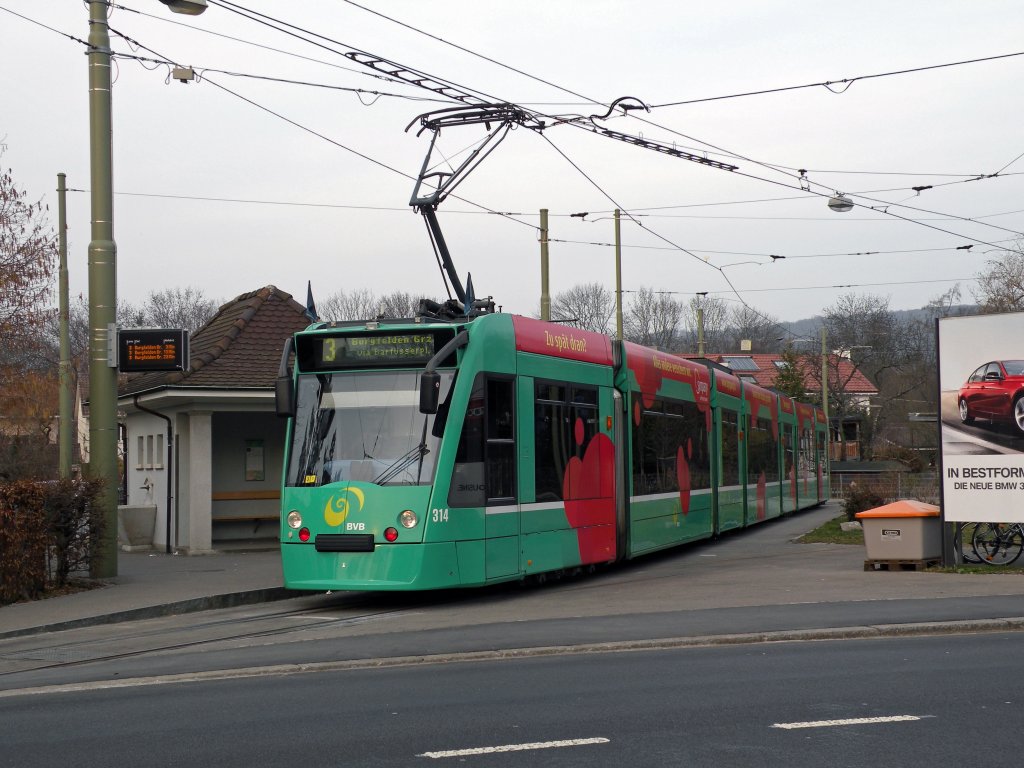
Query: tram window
[[631, 397, 711, 496], [782, 428, 794, 481], [571, 387, 598, 406], [534, 381, 599, 502], [487, 443, 516, 501], [485, 379, 516, 505], [720, 409, 740, 486], [536, 383, 566, 402], [798, 428, 813, 476], [487, 379, 514, 440], [449, 375, 486, 507], [746, 416, 779, 483]]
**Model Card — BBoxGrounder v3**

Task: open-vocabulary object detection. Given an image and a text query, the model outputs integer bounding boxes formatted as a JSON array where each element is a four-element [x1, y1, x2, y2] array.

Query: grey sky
[[3, 1, 1023, 321]]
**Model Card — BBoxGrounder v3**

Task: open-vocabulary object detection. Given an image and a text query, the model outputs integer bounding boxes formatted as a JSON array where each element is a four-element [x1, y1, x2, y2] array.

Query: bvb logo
[[324, 487, 366, 527]]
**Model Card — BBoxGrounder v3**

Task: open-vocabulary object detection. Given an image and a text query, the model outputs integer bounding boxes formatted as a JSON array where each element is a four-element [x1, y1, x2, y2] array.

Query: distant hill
[[781, 305, 979, 335]]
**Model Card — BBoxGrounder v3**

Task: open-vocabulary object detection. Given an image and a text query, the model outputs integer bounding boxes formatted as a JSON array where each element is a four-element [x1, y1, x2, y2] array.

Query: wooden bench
[[212, 490, 281, 532]]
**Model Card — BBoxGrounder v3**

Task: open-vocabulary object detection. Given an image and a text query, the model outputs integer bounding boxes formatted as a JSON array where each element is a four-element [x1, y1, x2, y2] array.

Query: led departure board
[[118, 329, 190, 373], [296, 329, 456, 371]]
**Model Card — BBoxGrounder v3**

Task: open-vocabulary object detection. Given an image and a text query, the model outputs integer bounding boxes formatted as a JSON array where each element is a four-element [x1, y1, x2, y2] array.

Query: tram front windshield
[[285, 370, 453, 487]]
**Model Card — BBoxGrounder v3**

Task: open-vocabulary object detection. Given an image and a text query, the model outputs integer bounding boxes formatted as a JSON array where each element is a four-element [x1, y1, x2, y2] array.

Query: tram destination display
[[297, 329, 456, 370], [118, 328, 190, 373]]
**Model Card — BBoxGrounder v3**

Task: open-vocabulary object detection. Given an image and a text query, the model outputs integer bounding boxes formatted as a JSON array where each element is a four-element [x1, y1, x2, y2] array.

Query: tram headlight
[[398, 509, 418, 528], [286, 510, 303, 529]]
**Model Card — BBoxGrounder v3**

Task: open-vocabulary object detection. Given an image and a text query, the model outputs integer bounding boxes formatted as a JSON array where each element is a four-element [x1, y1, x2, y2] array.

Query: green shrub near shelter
[[0, 478, 104, 605]]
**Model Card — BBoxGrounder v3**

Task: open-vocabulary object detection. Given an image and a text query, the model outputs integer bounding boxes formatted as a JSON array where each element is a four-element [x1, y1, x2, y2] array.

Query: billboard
[[938, 312, 1024, 522]]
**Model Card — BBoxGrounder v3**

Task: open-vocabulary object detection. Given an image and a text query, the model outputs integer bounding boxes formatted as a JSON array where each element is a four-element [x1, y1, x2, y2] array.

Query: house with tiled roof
[[686, 352, 879, 461], [119, 286, 310, 553]]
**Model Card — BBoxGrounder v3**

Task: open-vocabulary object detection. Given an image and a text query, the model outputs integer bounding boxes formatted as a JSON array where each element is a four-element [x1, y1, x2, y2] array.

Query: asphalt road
[[3, 632, 1022, 768]]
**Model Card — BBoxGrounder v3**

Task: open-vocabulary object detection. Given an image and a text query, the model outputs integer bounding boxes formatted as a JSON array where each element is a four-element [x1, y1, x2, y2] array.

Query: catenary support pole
[[614, 209, 623, 341], [540, 209, 550, 321], [821, 327, 829, 423], [57, 173, 72, 479], [87, 1, 119, 577], [697, 306, 706, 356]]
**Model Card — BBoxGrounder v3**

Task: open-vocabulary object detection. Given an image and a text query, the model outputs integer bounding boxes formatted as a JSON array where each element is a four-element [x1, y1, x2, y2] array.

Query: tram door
[[522, 378, 617, 573], [448, 373, 519, 580], [482, 377, 518, 579]]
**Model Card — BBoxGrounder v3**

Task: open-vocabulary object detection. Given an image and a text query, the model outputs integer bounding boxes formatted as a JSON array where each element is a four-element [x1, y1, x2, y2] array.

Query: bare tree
[[725, 304, 782, 352], [624, 287, 684, 350], [319, 288, 379, 321], [0, 161, 59, 478], [377, 291, 423, 319], [319, 289, 437, 321], [680, 296, 729, 353], [972, 243, 1024, 312], [0, 162, 56, 352], [551, 282, 614, 334], [813, 293, 922, 461], [140, 287, 219, 334]]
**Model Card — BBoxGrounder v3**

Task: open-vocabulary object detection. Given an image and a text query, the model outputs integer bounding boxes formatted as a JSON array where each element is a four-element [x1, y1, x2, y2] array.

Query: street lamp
[[87, 0, 206, 578], [158, 0, 208, 13], [827, 193, 854, 213]]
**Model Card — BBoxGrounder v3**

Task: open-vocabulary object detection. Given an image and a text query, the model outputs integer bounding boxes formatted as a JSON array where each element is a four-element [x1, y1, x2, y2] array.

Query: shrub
[[0, 478, 105, 605], [43, 478, 104, 588], [842, 480, 888, 522], [0, 481, 49, 603]]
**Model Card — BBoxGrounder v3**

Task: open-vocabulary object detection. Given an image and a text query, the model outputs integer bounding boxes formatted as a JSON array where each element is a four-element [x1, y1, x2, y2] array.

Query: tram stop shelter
[[118, 285, 311, 554]]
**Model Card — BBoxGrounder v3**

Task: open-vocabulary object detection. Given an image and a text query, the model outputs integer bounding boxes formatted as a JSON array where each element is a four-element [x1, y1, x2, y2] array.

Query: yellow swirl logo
[[324, 487, 365, 527]]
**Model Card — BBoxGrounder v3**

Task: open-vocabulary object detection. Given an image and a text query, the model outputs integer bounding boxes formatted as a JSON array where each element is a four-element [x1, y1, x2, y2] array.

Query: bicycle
[[970, 522, 1024, 565]]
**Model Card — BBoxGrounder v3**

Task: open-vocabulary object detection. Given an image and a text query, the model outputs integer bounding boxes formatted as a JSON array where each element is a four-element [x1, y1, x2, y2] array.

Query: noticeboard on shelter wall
[[938, 312, 1024, 522], [118, 328, 190, 373]]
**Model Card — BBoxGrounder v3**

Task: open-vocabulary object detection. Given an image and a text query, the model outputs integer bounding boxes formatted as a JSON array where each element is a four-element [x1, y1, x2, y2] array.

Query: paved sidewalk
[[0, 548, 286, 640]]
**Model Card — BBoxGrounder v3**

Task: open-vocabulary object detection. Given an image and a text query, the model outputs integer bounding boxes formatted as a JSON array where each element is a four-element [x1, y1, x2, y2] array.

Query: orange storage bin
[[856, 500, 941, 561]]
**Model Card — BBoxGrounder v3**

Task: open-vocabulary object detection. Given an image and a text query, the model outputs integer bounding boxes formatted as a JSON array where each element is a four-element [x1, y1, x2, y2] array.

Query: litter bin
[[856, 499, 941, 564]]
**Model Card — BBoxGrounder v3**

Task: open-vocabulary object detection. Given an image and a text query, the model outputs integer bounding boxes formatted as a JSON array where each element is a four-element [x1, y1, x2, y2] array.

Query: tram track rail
[[0, 598, 413, 677]]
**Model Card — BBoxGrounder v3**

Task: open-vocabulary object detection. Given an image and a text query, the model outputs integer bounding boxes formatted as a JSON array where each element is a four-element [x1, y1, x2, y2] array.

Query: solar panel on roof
[[722, 356, 760, 371]]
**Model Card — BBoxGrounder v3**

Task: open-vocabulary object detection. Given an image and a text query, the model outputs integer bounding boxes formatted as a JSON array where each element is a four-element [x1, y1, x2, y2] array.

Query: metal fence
[[830, 471, 940, 505]]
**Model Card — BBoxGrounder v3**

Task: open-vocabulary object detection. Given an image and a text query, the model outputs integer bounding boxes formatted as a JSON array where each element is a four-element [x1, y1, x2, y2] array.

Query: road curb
[[0, 587, 308, 641], [3, 616, 1023, 698]]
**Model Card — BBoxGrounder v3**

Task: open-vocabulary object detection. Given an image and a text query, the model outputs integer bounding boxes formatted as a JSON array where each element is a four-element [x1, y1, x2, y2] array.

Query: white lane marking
[[771, 715, 923, 730], [418, 737, 609, 759]]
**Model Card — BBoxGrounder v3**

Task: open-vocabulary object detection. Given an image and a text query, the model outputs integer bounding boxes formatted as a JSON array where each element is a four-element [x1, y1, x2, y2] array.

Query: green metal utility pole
[[614, 209, 623, 341], [697, 306, 706, 356], [821, 326, 829, 423], [84, 1, 207, 577], [57, 173, 72, 479], [87, 1, 119, 577], [539, 208, 550, 321]]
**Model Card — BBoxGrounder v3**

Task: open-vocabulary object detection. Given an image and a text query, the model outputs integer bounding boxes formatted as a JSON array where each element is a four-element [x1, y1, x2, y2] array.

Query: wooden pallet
[[864, 558, 940, 572]]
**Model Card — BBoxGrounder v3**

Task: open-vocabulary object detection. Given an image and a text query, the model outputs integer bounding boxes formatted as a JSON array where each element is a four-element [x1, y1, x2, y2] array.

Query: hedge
[[0, 478, 104, 605]]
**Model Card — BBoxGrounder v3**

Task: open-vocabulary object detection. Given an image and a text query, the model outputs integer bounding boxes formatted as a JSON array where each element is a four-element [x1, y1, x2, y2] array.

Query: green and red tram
[[276, 312, 829, 591]]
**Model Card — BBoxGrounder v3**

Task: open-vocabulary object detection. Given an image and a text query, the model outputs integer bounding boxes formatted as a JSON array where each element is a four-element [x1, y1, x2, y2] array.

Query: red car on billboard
[[958, 360, 1024, 435]]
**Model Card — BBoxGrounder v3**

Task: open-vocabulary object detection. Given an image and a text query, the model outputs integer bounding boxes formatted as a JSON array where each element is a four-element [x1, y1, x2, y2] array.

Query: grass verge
[[802, 515, 1024, 573], [799, 515, 863, 545]]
